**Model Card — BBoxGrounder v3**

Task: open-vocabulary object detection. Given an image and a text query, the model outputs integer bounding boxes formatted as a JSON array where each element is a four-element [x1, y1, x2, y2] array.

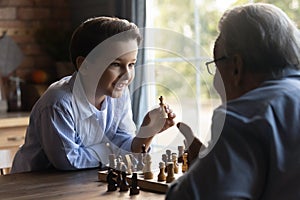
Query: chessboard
[[98, 164, 184, 194], [98, 144, 188, 194]]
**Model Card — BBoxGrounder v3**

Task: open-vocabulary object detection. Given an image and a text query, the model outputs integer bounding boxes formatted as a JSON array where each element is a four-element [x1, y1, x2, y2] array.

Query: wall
[[0, 0, 128, 111], [0, 0, 71, 82]]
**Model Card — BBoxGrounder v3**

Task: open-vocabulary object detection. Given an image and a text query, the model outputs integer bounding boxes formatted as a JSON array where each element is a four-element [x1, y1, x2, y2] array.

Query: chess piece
[[159, 96, 168, 118], [106, 169, 118, 192], [116, 170, 122, 187], [162, 154, 168, 173], [141, 144, 146, 153], [166, 162, 175, 183], [143, 154, 153, 179], [178, 146, 184, 163], [108, 154, 116, 169], [182, 152, 188, 173], [116, 156, 123, 171], [129, 154, 138, 172], [172, 153, 179, 174], [124, 154, 132, 174], [119, 171, 129, 192], [136, 153, 144, 171], [129, 173, 140, 195], [166, 149, 172, 162], [157, 162, 166, 182]]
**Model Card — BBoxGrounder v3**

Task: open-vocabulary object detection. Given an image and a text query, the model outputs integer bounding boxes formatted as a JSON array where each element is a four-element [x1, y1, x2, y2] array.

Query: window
[[144, 0, 300, 155]]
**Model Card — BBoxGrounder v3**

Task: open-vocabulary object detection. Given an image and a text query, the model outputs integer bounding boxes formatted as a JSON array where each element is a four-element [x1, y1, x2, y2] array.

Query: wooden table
[[0, 169, 165, 200]]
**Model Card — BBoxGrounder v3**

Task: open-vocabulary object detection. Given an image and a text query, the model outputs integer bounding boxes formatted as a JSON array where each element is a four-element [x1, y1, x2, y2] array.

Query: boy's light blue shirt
[[11, 73, 136, 173]]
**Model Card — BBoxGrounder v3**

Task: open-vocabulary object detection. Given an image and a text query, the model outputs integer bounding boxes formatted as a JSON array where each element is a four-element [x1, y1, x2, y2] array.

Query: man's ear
[[76, 56, 85, 69], [232, 54, 244, 86]]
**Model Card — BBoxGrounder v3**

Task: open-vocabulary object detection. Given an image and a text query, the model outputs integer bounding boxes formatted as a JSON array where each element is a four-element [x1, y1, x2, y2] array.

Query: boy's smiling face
[[97, 47, 138, 98], [77, 39, 139, 108]]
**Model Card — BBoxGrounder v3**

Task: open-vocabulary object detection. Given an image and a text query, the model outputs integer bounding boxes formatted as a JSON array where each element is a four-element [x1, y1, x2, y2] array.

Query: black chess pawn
[[129, 173, 140, 195], [119, 171, 129, 192], [106, 169, 118, 192], [141, 144, 146, 153]]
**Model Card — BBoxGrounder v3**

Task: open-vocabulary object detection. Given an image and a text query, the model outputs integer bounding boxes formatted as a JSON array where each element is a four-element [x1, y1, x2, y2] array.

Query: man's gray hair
[[218, 3, 300, 76]]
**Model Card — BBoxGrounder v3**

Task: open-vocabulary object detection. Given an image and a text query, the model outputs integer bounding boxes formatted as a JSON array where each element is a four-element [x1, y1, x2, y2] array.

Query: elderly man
[[166, 3, 300, 200]]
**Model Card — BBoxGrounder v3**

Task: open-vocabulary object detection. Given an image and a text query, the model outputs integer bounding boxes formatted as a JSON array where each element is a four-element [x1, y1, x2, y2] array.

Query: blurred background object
[[0, 32, 24, 113]]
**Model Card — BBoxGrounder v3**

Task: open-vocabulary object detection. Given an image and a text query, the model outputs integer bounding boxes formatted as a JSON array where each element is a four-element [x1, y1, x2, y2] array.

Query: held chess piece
[[166, 162, 175, 183], [157, 162, 166, 182], [106, 169, 118, 192], [159, 96, 168, 118], [129, 173, 140, 195]]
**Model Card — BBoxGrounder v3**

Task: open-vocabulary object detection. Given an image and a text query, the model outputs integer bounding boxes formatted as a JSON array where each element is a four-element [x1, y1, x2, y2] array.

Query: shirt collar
[[70, 72, 96, 120], [270, 67, 300, 79]]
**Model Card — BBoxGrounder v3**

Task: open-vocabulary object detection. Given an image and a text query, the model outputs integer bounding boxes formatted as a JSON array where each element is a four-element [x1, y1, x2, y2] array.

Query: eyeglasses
[[205, 56, 227, 75]]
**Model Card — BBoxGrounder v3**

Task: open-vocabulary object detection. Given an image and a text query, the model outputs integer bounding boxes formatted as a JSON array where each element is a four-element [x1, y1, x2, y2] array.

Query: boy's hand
[[140, 104, 176, 136]]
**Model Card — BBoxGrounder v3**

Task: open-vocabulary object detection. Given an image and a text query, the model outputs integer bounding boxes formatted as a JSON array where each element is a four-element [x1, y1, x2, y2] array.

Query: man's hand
[[177, 122, 202, 165]]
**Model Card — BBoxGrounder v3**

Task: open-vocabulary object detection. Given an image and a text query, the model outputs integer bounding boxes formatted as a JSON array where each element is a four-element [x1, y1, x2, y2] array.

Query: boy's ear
[[76, 56, 85, 69]]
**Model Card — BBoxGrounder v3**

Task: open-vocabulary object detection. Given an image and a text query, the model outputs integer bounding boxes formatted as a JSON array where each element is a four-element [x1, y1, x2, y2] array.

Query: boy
[[11, 16, 175, 173]]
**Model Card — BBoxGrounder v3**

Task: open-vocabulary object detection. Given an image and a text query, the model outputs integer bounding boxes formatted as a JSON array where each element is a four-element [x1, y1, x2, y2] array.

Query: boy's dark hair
[[69, 16, 142, 68]]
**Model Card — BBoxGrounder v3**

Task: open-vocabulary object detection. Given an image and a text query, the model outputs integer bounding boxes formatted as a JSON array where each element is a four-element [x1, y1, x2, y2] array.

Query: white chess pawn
[[143, 154, 153, 179]]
